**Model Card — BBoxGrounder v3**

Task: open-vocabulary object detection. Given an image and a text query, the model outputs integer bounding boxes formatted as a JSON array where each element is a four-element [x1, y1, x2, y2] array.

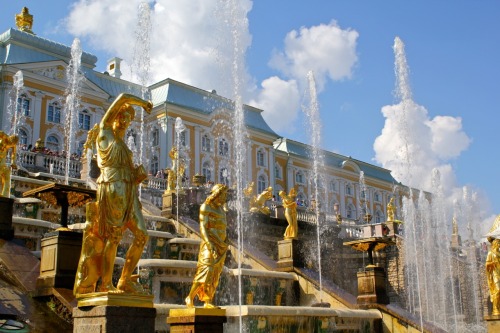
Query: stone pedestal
[[357, 265, 389, 305], [276, 238, 301, 272], [36, 230, 82, 296], [485, 315, 500, 333], [73, 305, 156, 333], [0, 196, 14, 240], [167, 308, 226, 333]]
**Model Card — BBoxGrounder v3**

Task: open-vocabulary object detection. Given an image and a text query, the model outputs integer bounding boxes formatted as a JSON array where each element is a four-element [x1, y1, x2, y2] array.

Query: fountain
[[303, 70, 327, 306], [64, 38, 84, 185], [390, 37, 486, 332]]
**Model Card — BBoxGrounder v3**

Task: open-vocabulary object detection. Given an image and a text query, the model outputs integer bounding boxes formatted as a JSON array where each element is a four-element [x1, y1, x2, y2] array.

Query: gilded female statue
[[185, 184, 229, 308], [0, 131, 18, 197], [486, 237, 500, 315], [386, 197, 396, 222], [280, 188, 298, 239], [95, 93, 152, 294]]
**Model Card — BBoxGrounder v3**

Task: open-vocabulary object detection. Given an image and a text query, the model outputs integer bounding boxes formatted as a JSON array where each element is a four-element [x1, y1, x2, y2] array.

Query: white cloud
[[269, 20, 358, 92], [249, 76, 300, 134], [427, 115, 471, 159], [65, 0, 254, 98]]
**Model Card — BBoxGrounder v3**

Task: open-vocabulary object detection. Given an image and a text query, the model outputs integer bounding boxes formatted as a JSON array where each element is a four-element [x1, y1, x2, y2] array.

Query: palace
[[0, 8, 398, 224]]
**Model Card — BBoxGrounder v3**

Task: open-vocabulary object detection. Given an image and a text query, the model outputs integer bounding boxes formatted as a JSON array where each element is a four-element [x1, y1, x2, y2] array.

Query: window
[[346, 204, 356, 219], [152, 128, 160, 146], [179, 131, 187, 147], [256, 149, 265, 167], [202, 162, 212, 181], [374, 192, 381, 202], [218, 138, 229, 157], [219, 167, 229, 185], [78, 110, 91, 130], [150, 156, 159, 176], [46, 135, 60, 152], [275, 163, 282, 179], [202, 135, 211, 152], [329, 181, 336, 192], [295, 171, 304, 184], [17, 94, 30, 116], [361, 190, 366, 199], [257, 175, 267, 193], [375, 210, 384, 223], [346, 185, 352, 196], [18, 128, 28, 145], [48, 102, 61, 123]]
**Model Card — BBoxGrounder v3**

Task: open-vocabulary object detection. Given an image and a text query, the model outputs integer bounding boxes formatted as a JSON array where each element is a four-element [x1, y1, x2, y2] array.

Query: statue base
[[167, 308, 226, 333], [36, 230, 83, 296], [485, 315, 500, 333], [276, 238, 301, 272], [0, 196, 14, 240], [356, 265, 389, 305], [76, 292, 154, 308], [73, 305, 156, 333]]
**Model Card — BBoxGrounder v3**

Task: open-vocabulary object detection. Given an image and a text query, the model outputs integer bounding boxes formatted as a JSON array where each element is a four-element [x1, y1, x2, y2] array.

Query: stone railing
[[17, 150, 81, 178]]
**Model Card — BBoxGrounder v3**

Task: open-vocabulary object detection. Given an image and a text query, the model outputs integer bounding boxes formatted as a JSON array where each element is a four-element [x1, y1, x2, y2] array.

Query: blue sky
[[2, 1, 499, 234]]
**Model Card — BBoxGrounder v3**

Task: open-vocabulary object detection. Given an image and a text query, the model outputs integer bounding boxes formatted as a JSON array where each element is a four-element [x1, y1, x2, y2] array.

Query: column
[[32, 91, 44, 145], [194, 125, 201, 174]]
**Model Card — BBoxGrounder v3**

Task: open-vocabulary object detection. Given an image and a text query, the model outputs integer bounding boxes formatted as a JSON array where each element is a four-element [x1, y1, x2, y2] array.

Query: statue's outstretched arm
[[101, 93, 153, 127]]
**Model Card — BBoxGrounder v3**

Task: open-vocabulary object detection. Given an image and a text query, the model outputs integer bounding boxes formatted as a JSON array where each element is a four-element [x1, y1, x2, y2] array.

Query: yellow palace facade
[[0, 9, 399, 224]]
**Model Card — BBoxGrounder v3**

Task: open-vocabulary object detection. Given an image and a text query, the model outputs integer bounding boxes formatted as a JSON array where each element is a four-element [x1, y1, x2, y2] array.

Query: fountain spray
[[64, 38, 83, 185]]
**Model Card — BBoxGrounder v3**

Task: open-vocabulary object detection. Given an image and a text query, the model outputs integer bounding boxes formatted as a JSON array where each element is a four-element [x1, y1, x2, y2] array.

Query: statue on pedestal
[[249, 186, 273, 215], [280, 188, 298, 240], [486, 237, 500, 316], [73, 93, 153, 296], [185, 184, 229, 308], [386, 197, 396, 222], [0, 131, 18, 198], [166, 147, 185, 193]]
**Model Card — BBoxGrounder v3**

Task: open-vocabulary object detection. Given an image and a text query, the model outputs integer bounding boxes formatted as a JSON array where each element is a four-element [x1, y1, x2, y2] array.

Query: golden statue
[[280, 188, 298, 239], [165, 147, 185, 193], [386, 197, 396, 222], [243, 181, 254, 198], [0, 131, 18, 198], [486, 237, 500, 316], [185, 184, 229, 308], [15, 7, 34, 34], [249, 186, 273, 215], [94, 93, 152, 294], [74, 202, 104, 295]]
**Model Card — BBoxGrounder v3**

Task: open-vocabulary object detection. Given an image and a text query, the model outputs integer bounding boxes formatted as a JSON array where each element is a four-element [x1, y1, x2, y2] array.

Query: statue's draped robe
[[192, 206, 228, 302]]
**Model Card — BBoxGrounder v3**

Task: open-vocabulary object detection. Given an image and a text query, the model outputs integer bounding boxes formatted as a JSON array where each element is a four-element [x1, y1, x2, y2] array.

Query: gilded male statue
[[387, 197, 396, 222], [280, 188, 298, 239], [185, 184, 229, 308], [95, 93, 152, 294], [0, 131, 18, 197], [486, 237, 500, 316]]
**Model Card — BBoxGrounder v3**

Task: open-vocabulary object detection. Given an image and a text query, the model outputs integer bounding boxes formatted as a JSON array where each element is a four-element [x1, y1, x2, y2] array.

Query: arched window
[[374, 191, 381, 202], [202, 135, 211, 152], [257, 174, 267, 193], [17, 94, 30, 116], [18, 128, 28, 145], [48, 102, 61, 123], [202, 161, 212, 181], [46, 135, 60, 152], [375, 210, 384, 223], [78, 109, 91, 130], [219, 167, 229, 186]]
